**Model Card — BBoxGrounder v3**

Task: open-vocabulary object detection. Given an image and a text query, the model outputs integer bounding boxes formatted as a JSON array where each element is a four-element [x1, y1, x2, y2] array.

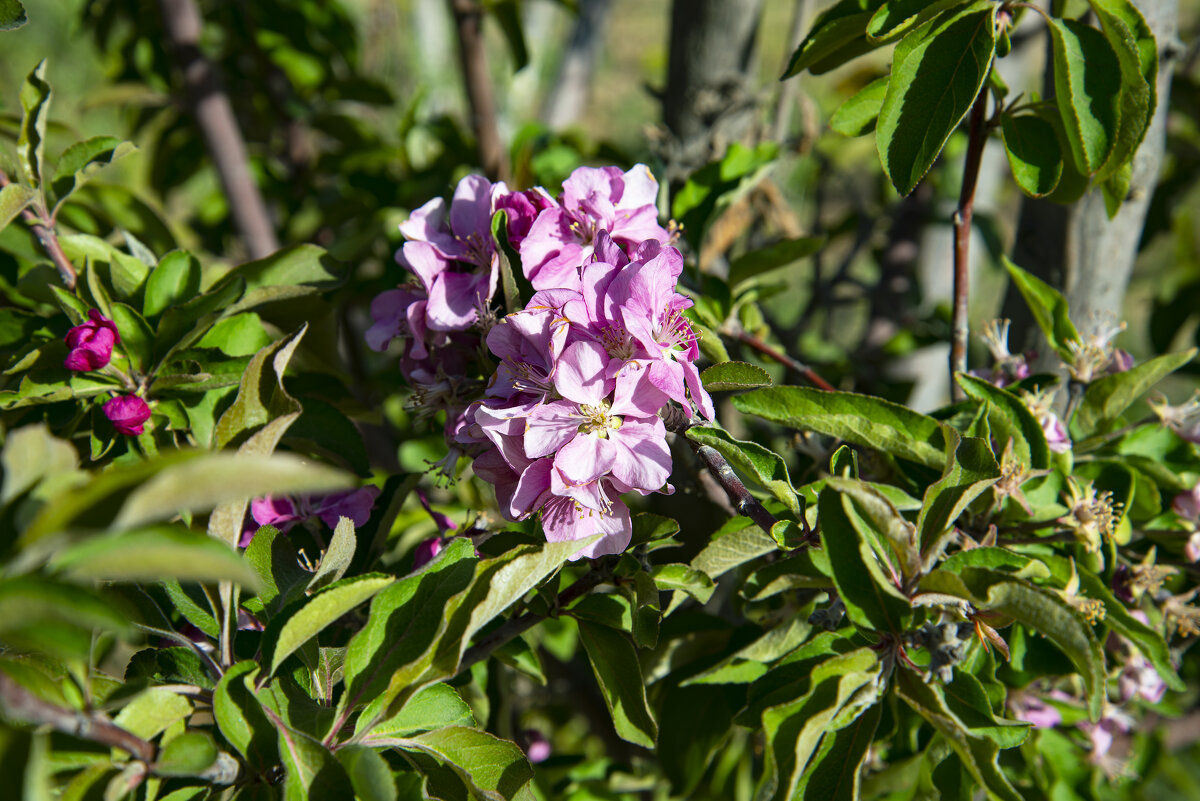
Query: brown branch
[[950, 90, 990, 399], [732, 330, 835, 391], [448, 0, 511, 183], [0, 170, 77, 288], [158, 0, 279, 260], [0, 672, 155, 762]]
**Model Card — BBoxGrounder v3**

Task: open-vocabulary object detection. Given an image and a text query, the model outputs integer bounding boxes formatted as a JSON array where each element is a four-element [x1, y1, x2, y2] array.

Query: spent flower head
[[1059, 478, 1120, 553], [1062, 318, 1126, 384]]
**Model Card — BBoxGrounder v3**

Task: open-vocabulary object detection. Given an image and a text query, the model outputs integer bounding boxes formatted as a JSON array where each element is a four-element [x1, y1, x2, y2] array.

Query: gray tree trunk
[[661, 0, 765, 186], [541, 0, 612, 130], [1003, 0, 1179, 355]]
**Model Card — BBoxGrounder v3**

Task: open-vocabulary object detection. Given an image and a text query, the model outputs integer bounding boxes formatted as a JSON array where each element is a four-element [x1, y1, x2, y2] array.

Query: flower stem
[[950, 89, 990, 400], [0, 170, 77, 289], [731, 330, 835, 391]]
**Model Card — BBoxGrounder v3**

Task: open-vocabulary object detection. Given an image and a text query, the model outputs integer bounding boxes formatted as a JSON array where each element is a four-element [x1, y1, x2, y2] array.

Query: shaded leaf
[[830, 77, 888, 137], [266, 574, 395, 676], [1001, 113, 1064, 197], [686, 425, 801, 517], [1049, 18, 1121, 174], [1074, 349, 1195, 439], [578, 621, 658, 748]]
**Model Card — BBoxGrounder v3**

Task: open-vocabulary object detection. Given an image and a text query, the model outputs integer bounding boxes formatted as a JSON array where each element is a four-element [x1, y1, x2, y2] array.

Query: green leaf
[[1073, 349, 1195, 439], [340, 540, 477, 720], [108, 302, 154, 373], [733, 386, 948, 469], [213, 327, 306, 451], [50, 136, 137, 203], [483, 0, 529, 71], [728, 237, 825, 289], [956, 373, 1051, 470], [0, 183, 35, 234], [651, 564, 715, 605], [1003, 258, 1079, 357], [783, 0, 885, 78], [0, 0, 27, 30], [267, 574, 395, 675], [686, 425, 802, 517], [818, 485, 912, 634], [759, 652, 881, 801], [48, 285, 90, 325], [194, 313, 272, 357], [937, 546, 1050, 580], [684, 616, 814, 686], [578, 620, 658, 747], [866, 0, 971, 42], [691, 524, 778, 580], [894, 670, 1022, 801], [394, 726, 533, 801], [51, 526, 261, 589], [112, 451, 351, 531], [308, 516, 356, 592], [1049, 18, 1122, 174], [113, 688, 192, 742], [229, 244, 343, 291], [154, 732, 218, 777], [18, 60, 51, 186], [671, 142, 778, 251], [0, 423, 78, 506], [1001, 113, 1064, 197], [335, 746, 397, 801], [359, 683, 475, 740], [155, 276, 247, 363], [876, 2, 997, 195], [941, 671, 1030, 747], [798, 700, 882, 800], [0, 577, 131, 654], [214, 662, 278, 770], [700, 361, 773, 392], [1088, 0, 1154, 183], [143, 250, 202, 320], [276, 723, 352, 801], [830, 77, 889, 137], [825, 476, 919, 582], [916, 430, 999, 557]]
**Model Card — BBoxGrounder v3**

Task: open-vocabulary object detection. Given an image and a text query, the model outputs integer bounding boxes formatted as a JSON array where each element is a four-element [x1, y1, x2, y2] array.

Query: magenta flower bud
[[311, 486, 381, 530], [412, 536, 443, 570], [103, 395, 151, 436], [64, 309, 120, 372], [522, 729, 551, 763]]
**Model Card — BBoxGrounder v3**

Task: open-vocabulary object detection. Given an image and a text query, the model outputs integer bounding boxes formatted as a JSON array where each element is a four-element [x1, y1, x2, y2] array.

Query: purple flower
[[64, 309, 120, 371], [495, 188, 555, 248], [1007, 690, 1062, 729], [310, 487, 381, 530], [1173, 483, 1200, 520], [238, 488, 380, 547], [103, 395, 151, 436], [1119, 652, 1166, 704], [412, 536, 443, 570]]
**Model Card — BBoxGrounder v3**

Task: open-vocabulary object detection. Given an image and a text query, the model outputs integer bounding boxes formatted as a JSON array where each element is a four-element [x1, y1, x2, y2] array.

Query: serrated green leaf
[[830, 76, 888, 137], [690, 523, 778, 580], [1001, 113, 1064, 197], [819, 485, 912, 634], [50, 137, 136, 204], [1003, 257, 1079, 357], [1089, 0, 1155, 182], [1049, 18, 1122, 174], [917, 430, 999, 557], [113, 688, 192, 743], [866, 0, 971, 42], [686, 425, 801, 517], [876, 2, 996, 195], [51, 526, 261, 589], [154, 732, 218, 777], [894, 670, 1022, 801], [700, 361, 773, 392], [143, 250, 202, 320], [651, 563, 715, 604], [359, 683, 475, 741], [798, 699, 882, 800], [941, 671, 1030, 747], [394, 726, 533, 801], [1074, 349, 1195, 439], [578, 620, 657, 747], [734, 386, 948, 469], [213, 662, 277, 770], [108, 302, 154, 373], [783, 0, 886, 78], [18, 60, 51, 186], [0, 183, 35, 234], [956, 373, 1051, 470], [308, 516, 356, 593], [276, 723, 352, 801], [267, 575, 394, 675]]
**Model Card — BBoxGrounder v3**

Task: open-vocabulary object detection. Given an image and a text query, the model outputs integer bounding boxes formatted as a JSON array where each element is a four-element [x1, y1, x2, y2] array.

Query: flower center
[[600, 326, 635, 361], [577, 401, 622, 437], [654, 306, 694, 354]]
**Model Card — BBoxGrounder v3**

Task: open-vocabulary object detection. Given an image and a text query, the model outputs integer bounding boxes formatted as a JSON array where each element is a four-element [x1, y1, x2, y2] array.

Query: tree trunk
[[661, 0, 765, 187], [1003, 0, 1179, 354], [541, 0, 612, 130]]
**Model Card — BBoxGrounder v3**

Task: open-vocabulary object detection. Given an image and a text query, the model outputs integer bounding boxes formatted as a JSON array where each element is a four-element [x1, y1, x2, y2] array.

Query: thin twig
[[0, 672, 155, 761], [731, 330, 835, 391], [950, 89, 990, 399], [158, 0, 279, 260], [448, 0, 511, 183], [0, 170, 77, 288]]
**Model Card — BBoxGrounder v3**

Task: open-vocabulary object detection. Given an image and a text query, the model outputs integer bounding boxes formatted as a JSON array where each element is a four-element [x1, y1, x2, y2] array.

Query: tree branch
[[0, 672, 155, 762], [158, 0, 279, 260], [448, 0, 511, 183], [950, 89, 989, 399], [0, 170, 76, 289], [731, 329, 835, 391]]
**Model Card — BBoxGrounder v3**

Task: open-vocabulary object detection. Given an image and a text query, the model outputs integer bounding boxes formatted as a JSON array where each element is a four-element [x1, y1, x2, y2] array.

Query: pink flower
[[412, 536, 443, 570], [1119, 652, 1166, 704], [495, 188, 555, 248], [1007, 690, 1062, 729], [64, 309, 120, 371], [1173, 483, 1200, 520], [103, 395, 151, 436], [521, 729, 551, 763], [239, 488, 380, 547], [310, 487, 381, 530]]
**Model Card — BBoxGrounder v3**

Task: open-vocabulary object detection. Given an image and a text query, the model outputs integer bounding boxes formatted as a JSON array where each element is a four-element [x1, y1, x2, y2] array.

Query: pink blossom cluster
[[240, 487, 380, 547], [369, 165, 713, 559], [61, 309, 151, 436]]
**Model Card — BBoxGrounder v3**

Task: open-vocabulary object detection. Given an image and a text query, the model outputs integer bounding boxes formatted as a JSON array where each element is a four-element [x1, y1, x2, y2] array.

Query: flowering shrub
[[0, 3, 1199, 799]]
